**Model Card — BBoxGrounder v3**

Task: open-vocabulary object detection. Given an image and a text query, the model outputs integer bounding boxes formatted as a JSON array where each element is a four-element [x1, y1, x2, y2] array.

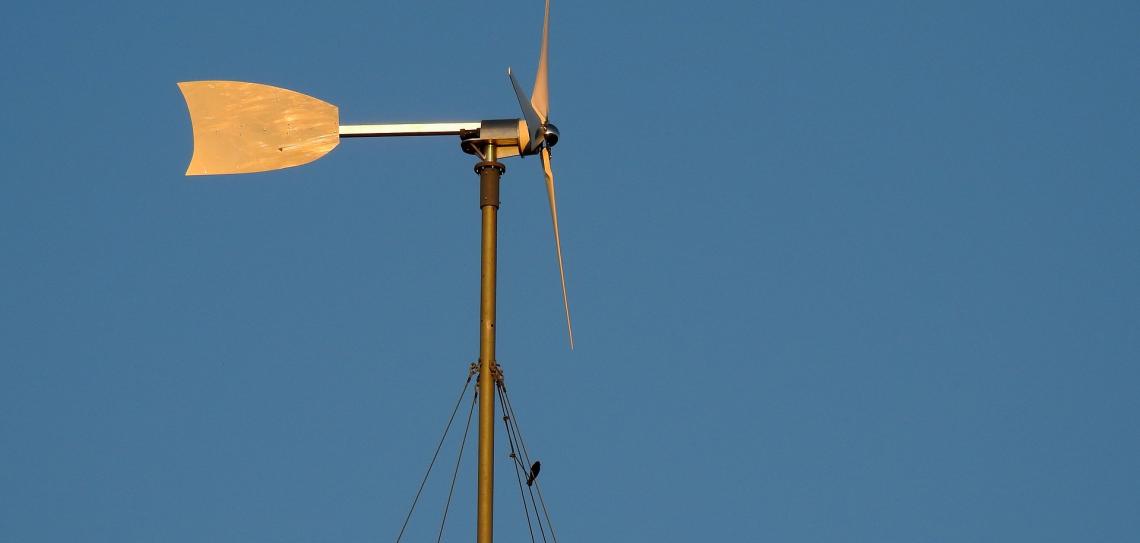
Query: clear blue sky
[[2, 1, 1138, 541]]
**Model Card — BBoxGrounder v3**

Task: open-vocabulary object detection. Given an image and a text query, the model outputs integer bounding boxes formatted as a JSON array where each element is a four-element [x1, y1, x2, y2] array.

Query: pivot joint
[[476, 161, 505, 209]]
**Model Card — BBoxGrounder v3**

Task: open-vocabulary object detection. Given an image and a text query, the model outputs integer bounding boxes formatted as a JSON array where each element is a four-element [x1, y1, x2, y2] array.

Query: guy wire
[[435, 388, 478, 543], [498, 381, 560, 543], [394, 371, 473, 543], [500, 396, 538, 543]]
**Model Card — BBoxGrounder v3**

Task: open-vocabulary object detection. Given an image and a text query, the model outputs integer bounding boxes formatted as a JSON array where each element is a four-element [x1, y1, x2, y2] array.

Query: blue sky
[[2, 1, 1138, 541]]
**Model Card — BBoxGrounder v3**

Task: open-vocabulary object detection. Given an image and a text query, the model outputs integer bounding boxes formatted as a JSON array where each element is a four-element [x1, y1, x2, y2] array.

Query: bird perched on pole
[[526, 461, 541, 486]]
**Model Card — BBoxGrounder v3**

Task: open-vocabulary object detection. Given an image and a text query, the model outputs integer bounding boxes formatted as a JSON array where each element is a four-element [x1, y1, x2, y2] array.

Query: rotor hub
[[542, 123, 559, 148]]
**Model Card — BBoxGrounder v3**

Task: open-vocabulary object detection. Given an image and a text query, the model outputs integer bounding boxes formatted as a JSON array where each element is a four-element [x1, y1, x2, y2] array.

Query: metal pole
[[476, 145, 503, 543]]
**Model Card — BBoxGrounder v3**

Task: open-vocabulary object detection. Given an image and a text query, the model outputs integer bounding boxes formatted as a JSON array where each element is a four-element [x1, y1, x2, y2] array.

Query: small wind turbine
[[177, 2, 568, 542]]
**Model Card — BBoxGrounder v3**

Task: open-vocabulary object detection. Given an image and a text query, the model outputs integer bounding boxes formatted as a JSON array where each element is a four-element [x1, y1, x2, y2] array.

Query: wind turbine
[[177, 2, 568, 542]]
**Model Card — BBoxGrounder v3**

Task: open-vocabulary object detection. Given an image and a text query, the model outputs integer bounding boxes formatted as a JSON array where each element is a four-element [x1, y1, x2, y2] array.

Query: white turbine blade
[[541, 147, 573, 349], [509, 68, 544, 153], [531, 0, 550, 122]]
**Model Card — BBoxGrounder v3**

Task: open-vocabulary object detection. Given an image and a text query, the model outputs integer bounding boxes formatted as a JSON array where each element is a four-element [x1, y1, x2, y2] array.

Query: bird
[[526, 461, 541, 486]]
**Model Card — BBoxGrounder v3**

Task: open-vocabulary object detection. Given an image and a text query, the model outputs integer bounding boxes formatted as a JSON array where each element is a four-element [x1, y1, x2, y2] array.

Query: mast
[[476, 144, 504, 543]]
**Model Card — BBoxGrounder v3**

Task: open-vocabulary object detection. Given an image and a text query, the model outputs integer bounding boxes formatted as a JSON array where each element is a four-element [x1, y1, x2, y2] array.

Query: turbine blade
[[508, 68, 544, 154], [531, 0, 551, 122], [541, 147, 573, 349]]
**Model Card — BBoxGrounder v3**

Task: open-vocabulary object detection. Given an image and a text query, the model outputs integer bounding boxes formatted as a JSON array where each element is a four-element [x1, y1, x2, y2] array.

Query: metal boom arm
[[339, 122, 481, 138]]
